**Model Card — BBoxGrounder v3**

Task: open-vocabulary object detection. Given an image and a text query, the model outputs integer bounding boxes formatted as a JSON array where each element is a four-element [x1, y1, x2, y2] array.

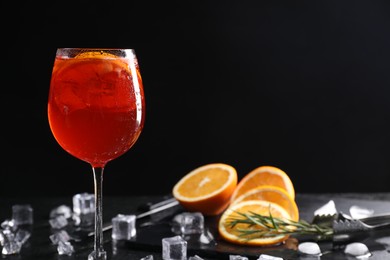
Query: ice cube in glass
[[162, 235, 187, 260], [111, 214, 136, 240], [12, 204, 33, 225]]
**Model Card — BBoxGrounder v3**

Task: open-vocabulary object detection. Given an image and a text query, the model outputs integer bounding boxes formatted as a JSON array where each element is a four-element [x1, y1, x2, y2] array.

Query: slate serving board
[[124, 194, 390, 259]]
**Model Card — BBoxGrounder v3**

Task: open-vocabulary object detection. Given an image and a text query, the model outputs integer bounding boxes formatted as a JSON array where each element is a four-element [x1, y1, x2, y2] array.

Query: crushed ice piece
[[230, 255, 249, 260], [349, 205, 374, 219], [140, 255, 154, 260], [0, 230, 5, 246], [298, 242, 322, 256], [2, 229, 15, 242], [189, 255, 204, 260], [49, 230, 71, 245], [199, 229, 215, 245], [1, 219, 17, 231], [50, 205, 72, 219], [15, 229, 31, 245], [57, 241, 74, 256], [1, 240, 22, 255], [257, 254, 283, 260], [49, 215, 68, 229], [314, 200, 337, 216], [344, 242, 371, 257]]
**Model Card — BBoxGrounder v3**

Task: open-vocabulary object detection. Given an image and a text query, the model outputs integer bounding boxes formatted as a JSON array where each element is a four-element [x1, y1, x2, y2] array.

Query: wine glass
[[47, 48, 145, 259]]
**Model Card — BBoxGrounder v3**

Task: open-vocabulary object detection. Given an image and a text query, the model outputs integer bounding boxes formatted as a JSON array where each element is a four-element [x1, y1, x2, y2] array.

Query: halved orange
[[231, 166, 295, 203], [172, 163, 238, 216], [218, 200, 292, 246], [231, 185, 299, 221]]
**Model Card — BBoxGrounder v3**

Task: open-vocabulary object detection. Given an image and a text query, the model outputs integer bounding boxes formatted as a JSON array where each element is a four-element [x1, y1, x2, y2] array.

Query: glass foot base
[[88, 250, 107, 260]]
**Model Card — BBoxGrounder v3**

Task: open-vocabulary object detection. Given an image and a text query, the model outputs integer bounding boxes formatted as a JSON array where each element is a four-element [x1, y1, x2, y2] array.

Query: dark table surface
[[1, 193, 390, 260]]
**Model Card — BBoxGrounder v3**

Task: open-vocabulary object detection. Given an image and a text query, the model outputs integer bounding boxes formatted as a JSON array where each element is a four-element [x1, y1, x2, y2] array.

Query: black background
[[3, 0, 390, 197]]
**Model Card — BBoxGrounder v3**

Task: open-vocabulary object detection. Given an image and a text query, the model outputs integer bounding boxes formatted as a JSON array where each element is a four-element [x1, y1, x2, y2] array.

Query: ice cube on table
[[162, 235, 187, 260], [344, 242, 371, 257], [73, 193, 95, 215], [50, 205, 72, 219], [49, 215, 68, 229], [257, 254, 284, 260], [72, 211, 94, 227], [298, 242, 322, 256], [57, 241, 74, 256], [188, 255, 204, 260], [12, 204, 33, 226], [230, 255, 249, 260], [172, 212, 204, 235], [111, 214, 136, 240]]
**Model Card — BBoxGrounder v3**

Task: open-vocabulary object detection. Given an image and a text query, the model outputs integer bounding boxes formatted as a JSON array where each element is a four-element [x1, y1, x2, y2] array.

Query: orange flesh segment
[[176, 168, 229, 197]]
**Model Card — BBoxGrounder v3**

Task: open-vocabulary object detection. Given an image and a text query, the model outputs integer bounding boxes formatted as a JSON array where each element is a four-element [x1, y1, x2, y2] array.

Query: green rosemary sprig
[[226, 210, 333, 240]]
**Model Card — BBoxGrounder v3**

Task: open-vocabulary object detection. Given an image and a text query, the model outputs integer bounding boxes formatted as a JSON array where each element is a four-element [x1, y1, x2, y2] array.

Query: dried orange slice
[[172, 163, 237, 216], [231, 166, 295, 203], [218, 200, 292, 246], [232, 185, 299, 221]]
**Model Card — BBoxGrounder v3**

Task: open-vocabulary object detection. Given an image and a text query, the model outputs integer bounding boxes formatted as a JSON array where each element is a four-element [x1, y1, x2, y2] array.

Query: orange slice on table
[[172, 163, 238, 216], [231, 166, 295, 203], [232, 185, 299, 221], [218, 200, 293, 246]]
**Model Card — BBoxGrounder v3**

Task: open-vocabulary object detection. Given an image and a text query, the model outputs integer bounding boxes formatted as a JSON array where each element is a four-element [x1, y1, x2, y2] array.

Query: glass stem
[[92, 167, 106, 258]]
